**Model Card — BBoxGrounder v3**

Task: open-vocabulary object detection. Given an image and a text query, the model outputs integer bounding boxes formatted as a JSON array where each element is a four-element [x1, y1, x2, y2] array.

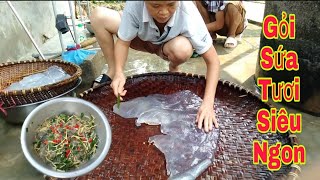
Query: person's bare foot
[[210, 32, 217, 40]]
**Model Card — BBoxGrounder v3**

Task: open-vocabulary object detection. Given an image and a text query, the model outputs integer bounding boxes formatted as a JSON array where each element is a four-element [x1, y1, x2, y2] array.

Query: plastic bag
[[62, 45, 96, 65]]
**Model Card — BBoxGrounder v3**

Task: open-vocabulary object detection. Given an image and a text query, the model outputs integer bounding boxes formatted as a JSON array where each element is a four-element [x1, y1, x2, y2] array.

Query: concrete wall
[[0, 1, 71, 63]]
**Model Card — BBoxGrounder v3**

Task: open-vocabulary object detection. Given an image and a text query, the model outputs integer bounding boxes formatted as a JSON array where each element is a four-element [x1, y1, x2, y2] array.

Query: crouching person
[[194, 0, 248, 48], [90, 1, 220, 132]]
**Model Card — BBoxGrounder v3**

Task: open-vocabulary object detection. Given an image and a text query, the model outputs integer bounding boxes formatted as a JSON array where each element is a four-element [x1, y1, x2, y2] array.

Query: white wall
[[0, 1, 71, 62]]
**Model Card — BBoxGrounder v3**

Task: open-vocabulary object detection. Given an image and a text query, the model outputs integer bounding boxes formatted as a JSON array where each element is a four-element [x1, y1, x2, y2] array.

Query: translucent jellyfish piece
[[113, 90, 220, 177], [137, 109, 171, 125], [45, 65, 71, 82], [22, 75, 53, 89], [149, 126, 219, 177], [4, 65, 71, 91], [21, 73, 47, 84], [149, 134, 196, 176], [113, 96, 161, 118], [4, 82, 22, 91]]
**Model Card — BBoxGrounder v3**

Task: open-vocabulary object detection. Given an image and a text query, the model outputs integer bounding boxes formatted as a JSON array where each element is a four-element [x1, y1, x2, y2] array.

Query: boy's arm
[[196, 45, 220, 132], [111, 38, 131, 100], [114, 38, 131, 73], [206, 10, 224, 32]]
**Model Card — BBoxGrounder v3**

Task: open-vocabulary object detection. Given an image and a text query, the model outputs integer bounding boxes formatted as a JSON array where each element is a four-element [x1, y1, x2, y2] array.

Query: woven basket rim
[[0, 59, 82, 95], [79, 72, 301, 178], [2, 77, 82, 110]]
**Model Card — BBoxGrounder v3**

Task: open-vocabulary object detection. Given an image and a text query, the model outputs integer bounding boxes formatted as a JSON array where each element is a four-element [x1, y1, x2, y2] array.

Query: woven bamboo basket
[[77, 72, 300, 180], [0, 59, 82, 108]]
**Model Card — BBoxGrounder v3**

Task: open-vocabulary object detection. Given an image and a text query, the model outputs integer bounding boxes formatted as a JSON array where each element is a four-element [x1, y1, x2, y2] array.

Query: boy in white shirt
[[90, 1, 220, 132]]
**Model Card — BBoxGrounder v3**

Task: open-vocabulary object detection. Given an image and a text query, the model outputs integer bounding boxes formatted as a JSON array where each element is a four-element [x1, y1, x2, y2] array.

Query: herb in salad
[[117, 93, 121, 109], [33, 113, 99, 171]]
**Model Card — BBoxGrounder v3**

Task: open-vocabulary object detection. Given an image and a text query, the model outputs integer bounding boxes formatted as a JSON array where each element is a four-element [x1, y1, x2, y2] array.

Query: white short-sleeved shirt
[[118, 1, 212, 55]]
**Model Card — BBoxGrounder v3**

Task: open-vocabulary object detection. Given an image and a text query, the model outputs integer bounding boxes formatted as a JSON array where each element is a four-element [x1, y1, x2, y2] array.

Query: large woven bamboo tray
[[77, 72, 300, 180], [0, 59, 82, 108]]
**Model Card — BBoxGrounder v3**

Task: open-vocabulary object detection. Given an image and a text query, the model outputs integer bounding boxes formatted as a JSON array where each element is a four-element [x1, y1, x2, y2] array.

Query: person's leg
[[162, 36, 193, 72], [194, 1, 220, 40], [194, 1, 211, 24], [223, 3, 245, 47], [224, 3, 244, 38], [90, 7, 122, 81]]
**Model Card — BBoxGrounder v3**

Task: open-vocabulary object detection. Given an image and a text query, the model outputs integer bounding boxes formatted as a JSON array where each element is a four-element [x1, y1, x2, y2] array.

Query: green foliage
[[90, 0, 125, 11]]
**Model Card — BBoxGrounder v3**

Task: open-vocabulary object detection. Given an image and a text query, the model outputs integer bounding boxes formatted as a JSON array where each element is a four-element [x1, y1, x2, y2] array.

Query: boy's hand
[[110, 72, 127, 101], [196, 102, 219, 132]]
